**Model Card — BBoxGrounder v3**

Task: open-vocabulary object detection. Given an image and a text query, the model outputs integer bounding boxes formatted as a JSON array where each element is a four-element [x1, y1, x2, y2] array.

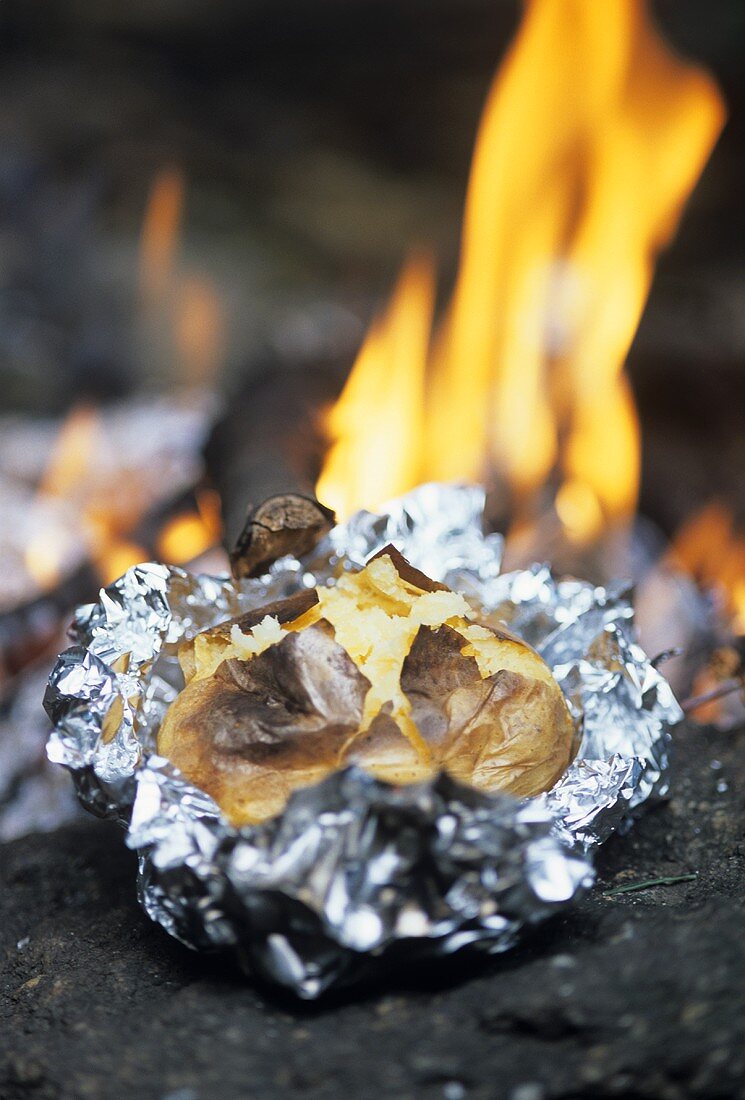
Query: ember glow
[[156, 488, 223, 566], [317, 0, 725, 534], [670, 503, 745, 636], [22, 401, 222, 596], [26, 404, 144, 588]]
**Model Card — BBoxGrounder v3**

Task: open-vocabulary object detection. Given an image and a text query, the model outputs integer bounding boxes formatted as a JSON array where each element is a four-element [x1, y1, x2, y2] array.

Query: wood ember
[[229, 493, 335, 579], [204, 361, 345, 548]]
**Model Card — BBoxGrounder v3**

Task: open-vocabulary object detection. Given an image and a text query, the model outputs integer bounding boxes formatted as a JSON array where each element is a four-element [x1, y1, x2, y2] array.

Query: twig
[[651, 646, 685, 669], [604, 873, 698, 896], [681, 678, 743, 716]]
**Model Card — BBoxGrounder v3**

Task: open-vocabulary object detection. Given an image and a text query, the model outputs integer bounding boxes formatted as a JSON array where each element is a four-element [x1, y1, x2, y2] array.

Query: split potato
[[158, 546, 575, 825]]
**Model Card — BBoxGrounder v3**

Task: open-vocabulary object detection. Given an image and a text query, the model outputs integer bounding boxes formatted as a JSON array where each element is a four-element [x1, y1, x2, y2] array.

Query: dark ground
[[1, 719, 743, 1100]]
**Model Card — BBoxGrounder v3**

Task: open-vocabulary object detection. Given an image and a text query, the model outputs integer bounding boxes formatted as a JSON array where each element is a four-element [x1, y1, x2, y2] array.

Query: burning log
[[205, 357, 347, 548]]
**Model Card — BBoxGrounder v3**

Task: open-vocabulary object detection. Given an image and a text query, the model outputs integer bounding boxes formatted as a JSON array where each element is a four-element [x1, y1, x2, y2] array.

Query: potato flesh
[[187, 556, 557, 760], [458, 624, 556, 688], [316, 558, 470, 759], [188, 605, 321, 682]]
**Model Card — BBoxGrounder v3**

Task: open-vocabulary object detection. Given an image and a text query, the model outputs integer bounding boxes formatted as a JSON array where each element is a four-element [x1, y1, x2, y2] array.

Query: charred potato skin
[[229, 494, 335, 580], [400, 624, 573, 797], [158, 621, 371, 824], [158, 555, 574, 825]]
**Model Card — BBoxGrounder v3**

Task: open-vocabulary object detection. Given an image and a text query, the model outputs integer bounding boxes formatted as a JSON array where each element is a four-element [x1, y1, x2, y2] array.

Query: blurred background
[[0, 2, 740, 414], [0, 1, 742, 838]]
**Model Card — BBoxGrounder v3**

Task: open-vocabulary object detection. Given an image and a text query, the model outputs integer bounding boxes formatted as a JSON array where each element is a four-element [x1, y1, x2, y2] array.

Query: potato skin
[[158, 564, 574, 825], [159, 622, 370, 825], [400, 624, 573, 798], [178, 589, 319, 682]]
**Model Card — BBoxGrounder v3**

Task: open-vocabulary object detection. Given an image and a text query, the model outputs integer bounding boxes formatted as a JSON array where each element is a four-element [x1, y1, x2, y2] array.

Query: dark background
[[0, 10, 740, 385]]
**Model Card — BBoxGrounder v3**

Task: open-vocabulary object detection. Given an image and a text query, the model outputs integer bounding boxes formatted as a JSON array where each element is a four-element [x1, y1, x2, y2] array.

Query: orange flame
[[25, 405, 101, 590], [174, 275, 225, 389], [139, 167, 185, 302], [24, 535, 69, 592], [156, 489, 223, 565], [139, 168, 225, 390], [38, 405, 101, 500], [669, 503, 745, 634], [23, 167, 226, 595], [317, 0, 725, 532], [316, 255, 435, 518], [94, 539, 150, 586], [25, 405, 221, 592], [25, 405, 149, 589]]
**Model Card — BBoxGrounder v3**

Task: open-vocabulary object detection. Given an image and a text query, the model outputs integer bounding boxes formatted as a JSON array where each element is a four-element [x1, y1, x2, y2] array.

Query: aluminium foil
[[45, 484, 681, 997]]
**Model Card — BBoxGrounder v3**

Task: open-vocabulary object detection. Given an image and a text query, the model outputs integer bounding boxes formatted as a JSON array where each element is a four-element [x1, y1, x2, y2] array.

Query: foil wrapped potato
[[158, 547, 575, 824]]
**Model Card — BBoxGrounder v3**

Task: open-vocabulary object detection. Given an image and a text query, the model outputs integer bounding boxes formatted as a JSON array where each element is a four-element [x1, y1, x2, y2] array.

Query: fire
[[24, 534, 71, 592], [316, 255, 434, 518], [25, 405, 144, 590], [174, 276, 225, 389], [670, 502, 745, 727], [38, 404, 101, 500], [139, 167, 185, 302], [317, 0, 724, 531], [669, 503, 745, 634], [138, 167, 225, 391], [94, 539, 150, 586], [25, 404, 99, 590], [156, 489, 223, 565], [25, 405, 222, 593], [22, 169, 226, 598]]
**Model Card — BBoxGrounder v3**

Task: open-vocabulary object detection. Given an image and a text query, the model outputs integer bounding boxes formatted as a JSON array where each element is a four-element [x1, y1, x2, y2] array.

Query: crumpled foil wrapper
[[45, 484, 682, 997]]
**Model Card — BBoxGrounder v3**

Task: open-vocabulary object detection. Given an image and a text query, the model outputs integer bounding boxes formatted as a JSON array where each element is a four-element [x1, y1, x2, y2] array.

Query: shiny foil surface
[[45, 484, 681, 997]]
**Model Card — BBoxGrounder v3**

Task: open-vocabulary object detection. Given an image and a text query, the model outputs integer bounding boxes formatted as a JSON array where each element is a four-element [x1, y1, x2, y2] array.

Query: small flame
[[317, 0, 724, 535], [94, 539, 150, 586], [554, 478, 606, 545], [669, 503, 745, 634], [156, 489, 223, 565], [26, 404, 149, 590], [38, 405, 101, 501], [139, 168, 225, 390], [24, 534, 67, 592], [25, 404, 222, 593], [174, 275, 225, 389], [139, 167, 185, 302], [316, 255, 434, 519], [25, 404, 102, 590]]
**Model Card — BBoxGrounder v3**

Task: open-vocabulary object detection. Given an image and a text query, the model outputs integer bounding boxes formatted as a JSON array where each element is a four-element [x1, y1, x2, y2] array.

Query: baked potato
[[158, 546, 575, 825]]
